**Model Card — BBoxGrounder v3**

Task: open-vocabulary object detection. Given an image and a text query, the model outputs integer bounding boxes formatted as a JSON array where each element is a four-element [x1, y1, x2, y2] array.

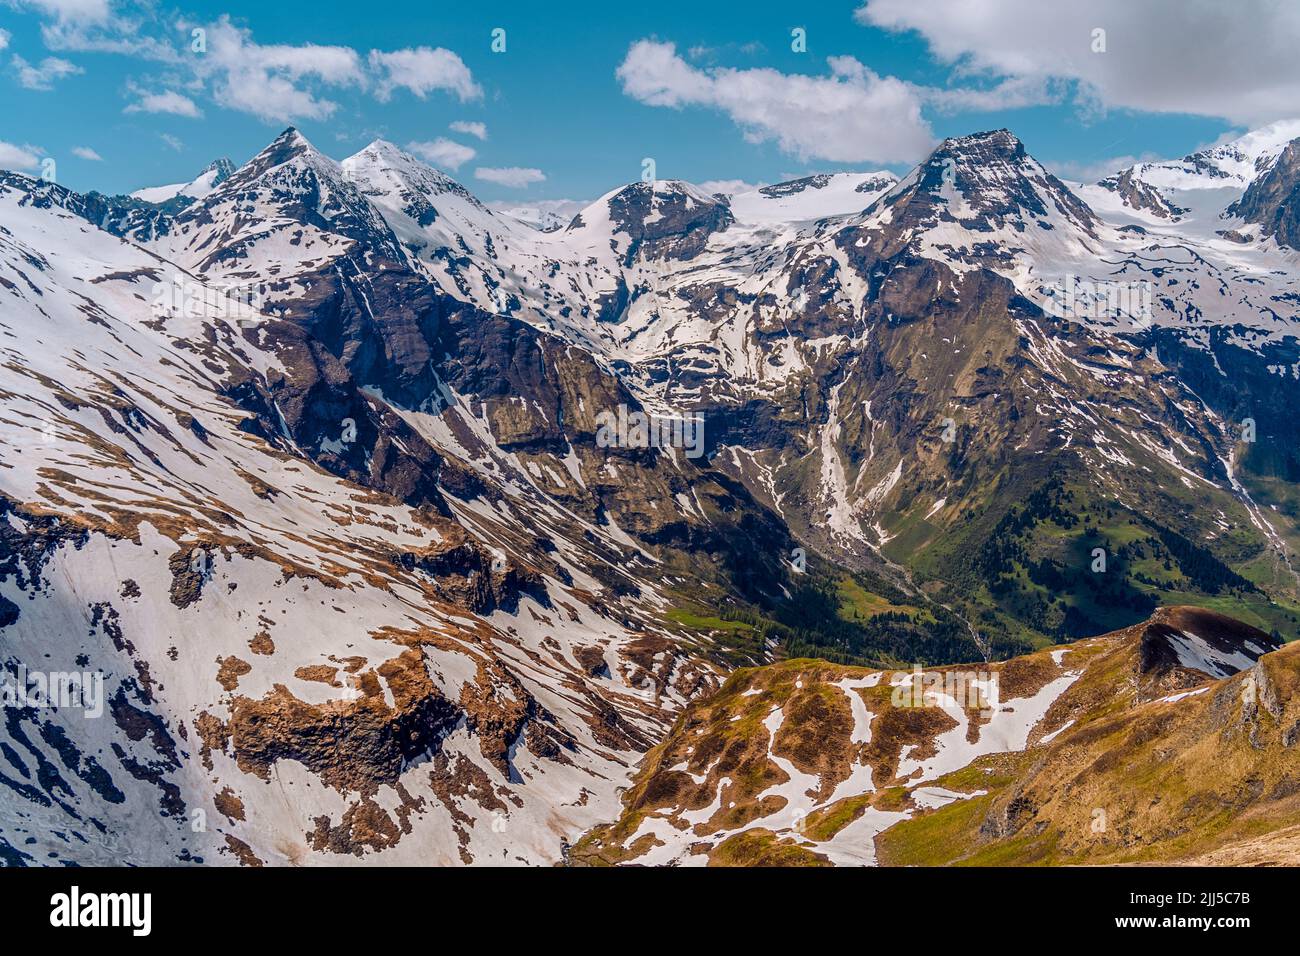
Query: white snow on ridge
[[1166, 630, 1259, 679]]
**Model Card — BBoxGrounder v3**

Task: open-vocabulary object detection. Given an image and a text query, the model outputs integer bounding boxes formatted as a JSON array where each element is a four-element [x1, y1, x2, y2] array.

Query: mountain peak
[[875, 127, 1096, 235], [565, 178, 733, 261], [358, 138, 404, 156], [600, 178, 733, 212], [927, 129, 1035, 176], [343, 139, 475, 190], [250, 127, 322, 170], [1102, 118, 1300, 207], [1187, 118, 1300, 175], [941, 127, 1024, 154], [202, 157, 237, 179], [272, 126, 310, 147], [127, 156, 236, 206]]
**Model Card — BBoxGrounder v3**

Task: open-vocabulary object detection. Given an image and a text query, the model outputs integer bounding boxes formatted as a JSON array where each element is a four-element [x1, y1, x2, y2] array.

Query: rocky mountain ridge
[[4, 119, 1300, 866]]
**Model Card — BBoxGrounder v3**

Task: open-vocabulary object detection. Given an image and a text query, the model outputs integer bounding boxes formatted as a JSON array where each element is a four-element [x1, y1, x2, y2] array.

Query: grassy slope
[[900, 461, 1300, 652], [575, 607, 1300, 867], [876, 640, 1300, 866]]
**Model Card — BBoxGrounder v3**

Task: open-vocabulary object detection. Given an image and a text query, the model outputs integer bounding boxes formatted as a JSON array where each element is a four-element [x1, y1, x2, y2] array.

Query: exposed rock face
[[1228, 138, 1300, 248], [226, 649, 460, 794], [7, 114, 1300, 870], [604, 181, 735, 263], [863, 129, 1100, 250], [394, 520, 549, 614], [1134, 606, 1280, 700], [761, 174, 835, 197], [1097, 167, 1187, 219]]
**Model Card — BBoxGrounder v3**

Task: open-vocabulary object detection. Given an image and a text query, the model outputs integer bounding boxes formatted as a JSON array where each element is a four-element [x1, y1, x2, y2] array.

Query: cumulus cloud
[[616, 39, 933, 164], [920, 75, 1063, 115], [12, 0, 110, 25], [406, 137, 476, 170], [1046, 152, 1164, 184], [71, 145, 102, 160], [487, 197, 588, 227], [369, 46, 481, 102], [35, 5, 181, 62], [0, 140, 43, 170], [12, 54, 82, 90], [123, 86, 202, 117], [174, 21, 480, 122], [7, 9, 482, 123], [696, 178, 766, 195], [192, 16, 364, 123], [857, 0, 1300, 126], [449, 120, 487, 140], [474, 166, 546, 188]]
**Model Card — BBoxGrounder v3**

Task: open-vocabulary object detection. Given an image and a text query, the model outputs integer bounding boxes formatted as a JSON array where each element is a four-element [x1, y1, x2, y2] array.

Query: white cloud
[[12, 54, 82, 90], [194, 16, 364, 123], [474, 166, 546, 188], [0, 140, 43, 170], [857, 0, 1300, 126], [449, 120, 487, 140], [38, 13, 181, 62], [369, 47, 481, 102], [124, 87, 202, 118], [697, 178, 766, 195], [178, 23, 479, 122], [487, 197, 588, 227], [71, 145, 102, 160], [920, 75, 1063, 114], [12, 0, 110, 25], [159, 132, 183, 152], [0, 29, 10, 52], [1046, 152, 1165, 184], [8, 12, 481, 123], [406, 137, 476, 171], [616, 40, 933, 164]]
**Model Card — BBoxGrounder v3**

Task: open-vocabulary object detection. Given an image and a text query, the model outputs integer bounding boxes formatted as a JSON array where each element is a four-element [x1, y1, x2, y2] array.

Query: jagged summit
[[342, 139, 484, 209], [8, 116, 1300, 868], [563, 179, 734, 263], [128, 157, 236, 205], [239, 125, 331, 175], [1095, 118, 1300, 224], [1187, 118, 1300, 182], [852, 126, 1100, 259], [1226, 138, 1300, 247], [156, 125, 406, 276]]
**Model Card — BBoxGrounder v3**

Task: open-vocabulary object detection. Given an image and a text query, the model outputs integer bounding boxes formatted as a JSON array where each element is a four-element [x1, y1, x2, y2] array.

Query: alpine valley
[[4, 120, 1300, 867]]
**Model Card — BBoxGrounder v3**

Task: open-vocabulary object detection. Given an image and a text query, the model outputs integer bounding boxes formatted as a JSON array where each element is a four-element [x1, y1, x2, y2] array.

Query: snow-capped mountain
[[130, 158, 237, 205], [728, 172, 899, 225], [4, 119, 1300, 867], [1100, 120, 1300, 205], [0, 149, 789, 866]]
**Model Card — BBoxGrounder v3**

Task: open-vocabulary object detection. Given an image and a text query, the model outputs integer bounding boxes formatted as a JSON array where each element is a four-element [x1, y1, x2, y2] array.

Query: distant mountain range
[[3, 119, 1300, 866]]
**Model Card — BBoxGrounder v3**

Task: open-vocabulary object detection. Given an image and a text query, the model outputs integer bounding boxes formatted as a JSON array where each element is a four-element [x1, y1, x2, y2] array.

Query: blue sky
[[1, 0, 1294, 205]]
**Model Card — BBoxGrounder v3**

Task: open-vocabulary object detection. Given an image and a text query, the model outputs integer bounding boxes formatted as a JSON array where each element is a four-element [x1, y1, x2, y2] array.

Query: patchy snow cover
[[0, 168, 714, 866]]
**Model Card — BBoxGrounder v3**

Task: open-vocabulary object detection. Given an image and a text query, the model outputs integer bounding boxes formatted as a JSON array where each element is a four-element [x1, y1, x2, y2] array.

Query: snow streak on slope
[[0, 171, 711, 866]]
